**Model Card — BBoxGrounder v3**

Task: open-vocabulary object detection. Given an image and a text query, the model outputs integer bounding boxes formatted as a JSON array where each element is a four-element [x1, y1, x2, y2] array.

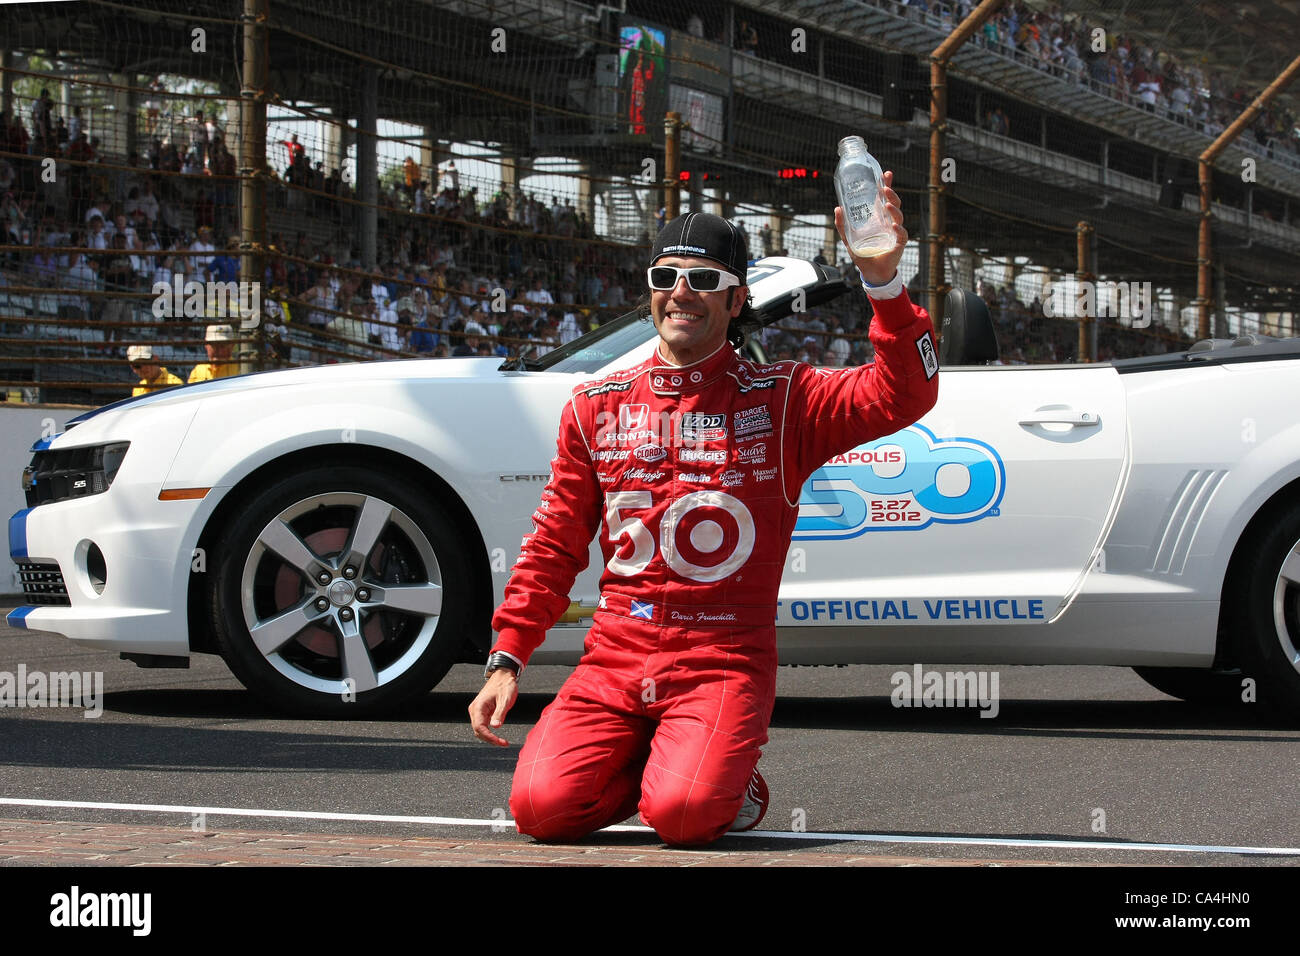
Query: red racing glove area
[[490, 290, 939, 665]]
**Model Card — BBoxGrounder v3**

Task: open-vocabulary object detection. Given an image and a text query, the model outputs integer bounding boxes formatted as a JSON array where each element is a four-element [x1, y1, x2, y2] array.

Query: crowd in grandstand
[[731, 0, 1299, 162], [972, 279, 1196, 363], [0, 82, 1209, 401], [4, 0, 1287, 402], [962, 0, 1296, 158]]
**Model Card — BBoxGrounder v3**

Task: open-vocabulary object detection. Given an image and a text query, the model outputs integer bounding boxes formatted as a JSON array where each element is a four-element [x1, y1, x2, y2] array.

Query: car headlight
[[23, 441, 131, 507]]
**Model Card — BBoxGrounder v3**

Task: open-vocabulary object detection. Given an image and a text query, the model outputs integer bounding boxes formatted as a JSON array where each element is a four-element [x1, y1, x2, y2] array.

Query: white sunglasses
[[647, 265, 742, 293]]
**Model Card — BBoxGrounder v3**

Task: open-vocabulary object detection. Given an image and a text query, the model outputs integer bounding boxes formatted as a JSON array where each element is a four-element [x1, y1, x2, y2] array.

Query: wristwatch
[[483, 651, 521, 680]]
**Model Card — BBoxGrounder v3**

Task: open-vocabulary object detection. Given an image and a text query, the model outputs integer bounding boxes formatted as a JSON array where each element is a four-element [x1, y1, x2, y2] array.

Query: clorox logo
[[794, 425, 1005, 538]]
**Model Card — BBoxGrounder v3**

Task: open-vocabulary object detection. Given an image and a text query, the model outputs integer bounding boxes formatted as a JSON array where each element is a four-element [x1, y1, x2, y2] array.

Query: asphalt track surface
[[2, 614, 1300, 868]]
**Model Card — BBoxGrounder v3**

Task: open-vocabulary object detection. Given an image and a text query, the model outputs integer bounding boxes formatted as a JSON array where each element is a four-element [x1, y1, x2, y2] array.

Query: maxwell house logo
[[794, 425, 1004, 538], [619, 404, 649, 430]]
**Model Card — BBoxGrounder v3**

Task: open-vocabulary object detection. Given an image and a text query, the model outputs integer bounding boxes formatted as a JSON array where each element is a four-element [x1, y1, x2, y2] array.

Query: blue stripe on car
[[5, 606, 36, 629], [8, 508, 30, 559]]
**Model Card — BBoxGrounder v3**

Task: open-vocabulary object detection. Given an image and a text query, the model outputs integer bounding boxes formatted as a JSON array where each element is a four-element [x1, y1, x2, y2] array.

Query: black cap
[[650, 213, 748, 280]]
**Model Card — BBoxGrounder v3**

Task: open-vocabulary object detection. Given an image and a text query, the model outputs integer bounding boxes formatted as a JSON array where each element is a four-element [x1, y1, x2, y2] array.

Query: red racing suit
[[491, 288, 939, 844]]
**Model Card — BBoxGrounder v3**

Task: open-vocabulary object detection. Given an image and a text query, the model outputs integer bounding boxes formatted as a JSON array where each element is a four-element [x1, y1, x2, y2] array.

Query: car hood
[[65, 356, 512, 428]]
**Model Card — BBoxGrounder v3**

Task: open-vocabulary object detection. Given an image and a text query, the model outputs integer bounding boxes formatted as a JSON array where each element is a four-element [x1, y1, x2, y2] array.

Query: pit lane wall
[[2, 405, 94, 597]]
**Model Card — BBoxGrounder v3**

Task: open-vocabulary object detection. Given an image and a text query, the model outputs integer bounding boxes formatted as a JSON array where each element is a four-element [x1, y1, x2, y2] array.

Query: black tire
[[1132, 666, 1247, 705], [207, 463, 472, 716], [1225, 501, 1300, 713]]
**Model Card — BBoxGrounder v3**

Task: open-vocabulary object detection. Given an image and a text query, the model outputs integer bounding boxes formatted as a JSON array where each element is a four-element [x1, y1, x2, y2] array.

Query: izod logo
[[680, 412, 726, 442]]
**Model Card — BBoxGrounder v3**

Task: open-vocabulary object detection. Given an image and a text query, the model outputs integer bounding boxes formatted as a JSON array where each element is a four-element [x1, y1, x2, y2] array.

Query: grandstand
[[1, 0, 1297, 403]]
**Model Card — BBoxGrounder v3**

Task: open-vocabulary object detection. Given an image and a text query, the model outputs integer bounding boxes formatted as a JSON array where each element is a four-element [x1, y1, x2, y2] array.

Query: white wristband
[[859, 269, 905, 300]]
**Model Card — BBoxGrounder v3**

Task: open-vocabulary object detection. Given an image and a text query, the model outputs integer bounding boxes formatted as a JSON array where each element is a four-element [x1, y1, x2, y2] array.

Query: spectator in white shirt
[[369, 297, 401, 351], [304, 272, 336, 329], [127, 182, 160, 223], [86, 215, 109, 251], [524, 275, 554, 308], [153, 254, 183, 291], [61, 253, 97, 319], [188, 225, 216, 283], [111, 214, 138, 248], [554, 307, 582, 345], [827, 321, 852, 367]]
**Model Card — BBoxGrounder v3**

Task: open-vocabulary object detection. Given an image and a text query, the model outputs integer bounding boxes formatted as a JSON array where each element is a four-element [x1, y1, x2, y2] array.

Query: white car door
[[779, 364, 1128, 629]]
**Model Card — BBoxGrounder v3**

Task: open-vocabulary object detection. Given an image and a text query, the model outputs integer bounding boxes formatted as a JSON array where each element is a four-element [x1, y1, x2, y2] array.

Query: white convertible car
[[9, 258, 1300, 716]]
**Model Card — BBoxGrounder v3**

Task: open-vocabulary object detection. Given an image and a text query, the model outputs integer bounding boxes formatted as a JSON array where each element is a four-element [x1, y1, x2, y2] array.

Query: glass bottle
[[834, 135, 896, 259]]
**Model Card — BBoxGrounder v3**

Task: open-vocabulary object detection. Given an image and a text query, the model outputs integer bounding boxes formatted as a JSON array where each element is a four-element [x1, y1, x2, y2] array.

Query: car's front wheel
[[208, 464, 472, 715]]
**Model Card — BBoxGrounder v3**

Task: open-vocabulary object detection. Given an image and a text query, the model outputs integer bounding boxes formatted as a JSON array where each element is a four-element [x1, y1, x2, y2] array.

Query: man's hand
[[469, 669, 519, 746], [834, 169, 908, 287]]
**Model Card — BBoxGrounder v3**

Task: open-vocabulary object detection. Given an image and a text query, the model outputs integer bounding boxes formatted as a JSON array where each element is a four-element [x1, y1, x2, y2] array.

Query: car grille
[[23, 442, 129, 508], [16, 561, 70, 606]]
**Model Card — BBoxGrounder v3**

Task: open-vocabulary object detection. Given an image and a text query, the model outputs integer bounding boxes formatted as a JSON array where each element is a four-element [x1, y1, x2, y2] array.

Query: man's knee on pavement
[[640, 780, 743, 847], [509, 768, 625, 842]]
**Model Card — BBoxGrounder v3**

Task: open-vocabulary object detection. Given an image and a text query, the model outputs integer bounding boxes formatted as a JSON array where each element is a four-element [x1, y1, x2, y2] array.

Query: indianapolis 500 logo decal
[[794, 425, 1005, 538]]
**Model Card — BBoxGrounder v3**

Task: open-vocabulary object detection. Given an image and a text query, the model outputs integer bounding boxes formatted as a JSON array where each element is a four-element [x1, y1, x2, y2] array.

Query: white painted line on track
[[2, 797, 1297, 856]]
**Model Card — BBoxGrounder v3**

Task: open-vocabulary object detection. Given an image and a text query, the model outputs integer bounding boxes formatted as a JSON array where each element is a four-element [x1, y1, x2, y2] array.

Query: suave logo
[[794, 425, 1004, 538]]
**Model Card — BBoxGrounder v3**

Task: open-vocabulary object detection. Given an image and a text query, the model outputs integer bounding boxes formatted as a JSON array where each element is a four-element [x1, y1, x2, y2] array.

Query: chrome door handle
[[1019, 407, 1100, 427]]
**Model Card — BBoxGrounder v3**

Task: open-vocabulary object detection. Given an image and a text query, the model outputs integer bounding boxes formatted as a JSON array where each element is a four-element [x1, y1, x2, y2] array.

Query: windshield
[[525, 308, 659, 374]]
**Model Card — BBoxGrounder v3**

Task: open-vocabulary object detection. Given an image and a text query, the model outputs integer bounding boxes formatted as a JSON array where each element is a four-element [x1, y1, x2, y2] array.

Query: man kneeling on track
[[470, 176, 938, 845]]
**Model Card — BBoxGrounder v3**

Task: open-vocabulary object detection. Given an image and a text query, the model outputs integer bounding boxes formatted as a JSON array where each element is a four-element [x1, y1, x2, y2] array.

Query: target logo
[[605, 491, 755, 583]]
